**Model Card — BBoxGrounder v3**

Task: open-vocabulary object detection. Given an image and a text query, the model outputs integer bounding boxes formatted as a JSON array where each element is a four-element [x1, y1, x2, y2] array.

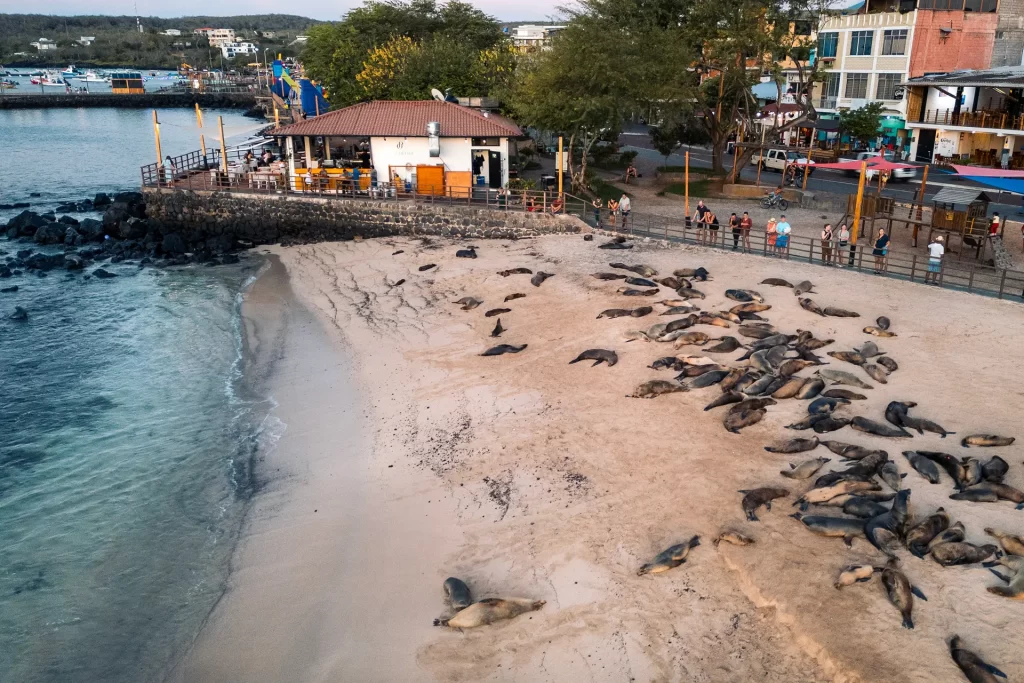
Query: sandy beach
[[174, 233, 1024, 682]]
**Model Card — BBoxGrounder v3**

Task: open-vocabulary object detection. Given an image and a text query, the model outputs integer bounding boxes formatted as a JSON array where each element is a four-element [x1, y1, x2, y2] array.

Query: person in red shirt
[[739, 211, 753, 251]]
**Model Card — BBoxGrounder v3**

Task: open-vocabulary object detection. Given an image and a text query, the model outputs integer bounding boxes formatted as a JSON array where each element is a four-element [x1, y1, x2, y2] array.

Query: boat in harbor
[[62, 65, 84, 78], [79, 70, 110, 83], [0, 79, 17, 90], [30, 71, 66, 87]]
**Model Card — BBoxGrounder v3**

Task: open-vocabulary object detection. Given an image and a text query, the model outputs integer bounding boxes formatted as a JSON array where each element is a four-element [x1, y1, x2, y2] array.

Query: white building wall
[[370, 136, 509, 187]]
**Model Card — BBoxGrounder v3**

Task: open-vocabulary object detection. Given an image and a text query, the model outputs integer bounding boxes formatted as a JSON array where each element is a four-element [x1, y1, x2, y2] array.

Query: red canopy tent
[[813, 157, 915, 171]]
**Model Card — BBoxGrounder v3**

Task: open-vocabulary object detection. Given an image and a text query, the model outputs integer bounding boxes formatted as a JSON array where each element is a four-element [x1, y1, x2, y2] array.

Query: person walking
[[836, 223, 850, 266], [775, 215, 792, 257], [925, 234, 944, 284], [592, 198, 603, 227], [766, 217, 778, 256], [872, 227, 890, 273], [730, 212, 741, 250], [618, 193, 631, 230], [608, 197, 619, 227], [821, 223, 834, 265], [693, 200, 710, 245], [740, 211, 753, 252]]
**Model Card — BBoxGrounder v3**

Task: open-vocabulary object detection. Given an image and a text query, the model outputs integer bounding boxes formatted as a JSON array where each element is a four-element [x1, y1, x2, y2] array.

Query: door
[[487, 152, 502, 188], [915, 129, 936, 163], [416, 165, 444, 195]]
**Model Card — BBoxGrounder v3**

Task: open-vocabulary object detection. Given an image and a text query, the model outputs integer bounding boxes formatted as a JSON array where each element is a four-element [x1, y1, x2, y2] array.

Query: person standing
[[821, 223, 834, 265], [775, 215, 792, 257], [872, 227, 890, 273], [707, 211, 720, 246], [925, 234, 944, 284], [693, 200, 710, 245], [766, 217, 778, 255], [608, 197, 619, 227], [989, 211, 1001, 237], [592, 198, 603, 227], [618, 193, 631, 229], [740, 211, 753, 252], [836, 222, 850, 266], [730, 212, 741, 250]]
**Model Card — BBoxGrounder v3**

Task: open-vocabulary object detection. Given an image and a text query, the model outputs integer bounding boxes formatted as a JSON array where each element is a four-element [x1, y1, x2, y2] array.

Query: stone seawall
[[0, 92, 257, 110], [143, 189, 586, 247]]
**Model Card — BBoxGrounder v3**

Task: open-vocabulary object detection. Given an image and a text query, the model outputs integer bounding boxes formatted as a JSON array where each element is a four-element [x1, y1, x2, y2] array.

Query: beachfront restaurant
[[268, 100, 523, 196]]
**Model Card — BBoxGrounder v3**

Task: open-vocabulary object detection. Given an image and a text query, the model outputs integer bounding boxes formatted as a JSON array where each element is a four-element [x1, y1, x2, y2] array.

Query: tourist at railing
[[739, 212, 752, 252], [618, 193, 631, 230], [608, 197, 619, 227], [706, 210, 720, 246], [592, 198, 602, 227], [925, 235, 944, 284], [729, 212, 741, 250], [821, 223, 834, 265], [775, 215, 792, 257], [836, 223, 850, 266], [693, 200, 710, 245], [872, 227, 890, 274], [766, 217, 778, 256]]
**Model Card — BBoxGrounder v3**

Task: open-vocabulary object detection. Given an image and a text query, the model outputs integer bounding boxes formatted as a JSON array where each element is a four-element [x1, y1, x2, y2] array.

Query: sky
[[0, 0, 558, 21]]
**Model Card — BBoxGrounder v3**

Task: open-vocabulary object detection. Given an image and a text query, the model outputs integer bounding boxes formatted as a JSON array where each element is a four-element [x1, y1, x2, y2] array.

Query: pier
[[0, 92, 258, 110]]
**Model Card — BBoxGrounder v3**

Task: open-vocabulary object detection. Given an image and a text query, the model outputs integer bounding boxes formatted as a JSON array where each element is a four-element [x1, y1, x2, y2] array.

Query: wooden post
[[218, 115, 228, 173], [850, 160, 868, 249], [200, 133, 207, 159], [685, 151, 690, 217], [194, 102, 203, 128], [324, 137, 331, 161], [274, 105, 280, 128], [916, 164, 928, 222], [557, 136, 563, 197], [152, 110, 163, 166], [304, 136, 313, 169], [802, 129, 815, 190]]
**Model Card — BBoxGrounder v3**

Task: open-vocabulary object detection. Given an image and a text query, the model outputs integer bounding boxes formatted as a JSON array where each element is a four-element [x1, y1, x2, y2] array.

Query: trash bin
[[540, 175, 556, 191]]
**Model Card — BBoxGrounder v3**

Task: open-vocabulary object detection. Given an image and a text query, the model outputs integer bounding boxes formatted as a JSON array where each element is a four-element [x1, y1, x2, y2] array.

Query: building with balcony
[[907, 0, 998, 77], [161, 29, 182, 37], [509, 25, 566, 51], [904, 67, 1024, 166], [220, 42, 258, 60], [194, 28, 236, 47]]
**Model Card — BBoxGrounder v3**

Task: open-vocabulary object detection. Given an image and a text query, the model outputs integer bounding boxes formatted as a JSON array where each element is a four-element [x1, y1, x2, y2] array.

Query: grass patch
[[656, 165, 689, 173], [657, 179, 712, 198], [590, 177, 630, 204]]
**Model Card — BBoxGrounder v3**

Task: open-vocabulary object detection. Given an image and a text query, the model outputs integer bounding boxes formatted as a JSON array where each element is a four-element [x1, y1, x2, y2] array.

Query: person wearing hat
[[926, 234, 944, 284]]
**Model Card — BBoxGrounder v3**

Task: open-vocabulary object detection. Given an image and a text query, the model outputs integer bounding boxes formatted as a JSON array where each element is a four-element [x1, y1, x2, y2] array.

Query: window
[[825, 72, 841, 97], [471, 138, 500, 147], [845, 73, 869, 99], [819, 32, 838, 58], [850, 30, 873, 56], [876, 73, 902, 99], [881, 29, 908, 55]]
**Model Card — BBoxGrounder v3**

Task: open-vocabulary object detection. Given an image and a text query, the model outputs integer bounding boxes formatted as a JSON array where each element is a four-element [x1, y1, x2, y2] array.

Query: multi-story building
[[220, 42, 258, 59], [908, 0, 998, 77], [161, 29, 182, 37], [509, 25, 566, 51], [194, 28, 236, 47], [77, 36, 95, 46], [993, 0, 1024, 67]]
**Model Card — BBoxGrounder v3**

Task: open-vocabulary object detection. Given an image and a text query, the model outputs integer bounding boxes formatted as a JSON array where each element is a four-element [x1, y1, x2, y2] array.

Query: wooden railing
[[919, 109, 1024, 131]]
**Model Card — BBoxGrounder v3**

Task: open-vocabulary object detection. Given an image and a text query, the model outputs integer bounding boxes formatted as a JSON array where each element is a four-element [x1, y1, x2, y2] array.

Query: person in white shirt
[[925, 235, 944, 284], [618, 194, 631, 229], [775, 215, 792, 256]]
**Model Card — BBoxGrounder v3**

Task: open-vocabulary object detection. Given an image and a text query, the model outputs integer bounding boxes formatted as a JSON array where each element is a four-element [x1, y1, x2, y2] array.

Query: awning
[[813, 158, 915, 171], [950, 165, 1024, 194], [880, 118, 905, 131]]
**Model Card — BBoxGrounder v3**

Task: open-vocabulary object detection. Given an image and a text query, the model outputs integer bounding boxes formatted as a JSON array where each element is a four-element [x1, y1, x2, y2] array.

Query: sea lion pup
[[393, 249, 405, 255], [843, 497, 891, 519], [962, 434, 1016, 448], [798, 298, 826, 316], [761, 278, 794, 287], [485, 308, 511, 317], [419, 263, 438, 272], [905, 509, 950, 557], [821, 389, 867, 401], [434, 597, 546, 628], [863, 326, 897, 337], [950, 635, 1009, 682], [982, 456, 1009, 482], [610, 262, 658, 277], [817, 369, 873, 390], [481, 344, 527, 356], [531, 271, 554, 287], [985, 527, 1024, 556], [625, 276, 659, 287], [927, 522, 966, 554], [597, 308, 634, 319], [673, 332, 711, 348], [863, 364, 889, 384], [892, 408, 954, 438], [499, 267, 533, 277], [454, 297, 483, 311], [724, 407, 766, 434], [629, 380, 687, 399], [456, 246, 478, 258], [637, 536, 701, 575], [490, 319, 505, 338], [781, 457, 831, 480], [738, 325, 777, 340], [793, 280, 815, 296], [790, 513, 866, 546], [875, 316, 891, 330], [881, 559, 926, 629], [504, 292, 526, 302], [714, 531, 755, 547], [951, 482, 1024, 508], [704, 391, 745, 411], [796, 377, 825, 399], [851, 416, 913, 439], [739, 487, 789, 521], [592, 272, 628, 280], [704, 336, 743, 353], [630, 306, 654, 317], [771, 377, 806, 399], [827, 351, 866, 366], [835, 564, 879, 589], [675, 288, 706, 300], [901, 451, 941, 484], [661, 304, 701, 316], [569, 349, 618, 367], [656, 276, 685, 289], [443, 577, 473, 611], [673, 267, 711, 281], [823, 306, 861, 318], [730, 302, 771, 314], [930, 541, 998, 566], [618, 287, 660, 297], [808, 397, 850, 415], [766, 436, 820, 454], [795, 480, 881, 508]]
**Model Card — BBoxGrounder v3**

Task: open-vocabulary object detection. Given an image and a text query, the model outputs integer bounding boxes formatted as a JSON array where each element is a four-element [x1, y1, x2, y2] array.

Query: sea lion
[[625, 276, 658, 287], [443, 577, 473, 611], [598, 308, 634, 319], [858, 341, 882, 358], [901, 451, 941, 484], [531, 272, 554, 287], [434, 597, 546, 628], [673, 332, 711, 347], [959, 458, 983, 488], [673, 267, 710, 280], [982, 456, 1009, 482], [656, 276, 686, 289], [504, 293, 526, 302], [599, 237, 633, 249], [799, 298, 826, 315], [391, 279, 406, 287], [949, 635, 1008, 682], [793, 280, 815, 296], [485, 308, 511, 317], [713, 531, 755, 547], [905, 510, 949, 557], [740, 487, 789, 521], [843, 497, 891, 519], [985, 527, 1024, 556], [827, 351, 866, 365], [809, 397, 850, 415], [851, 417, 911, 438], [392, 250, 404, 255], [665, 316, 698, 333], [610, 263, 658, 277], [677, 364, 724, 378], [630, 306, 654, 317], [592, 272, 628, 280], [731, 372, 762, 394], [761, 278, 793, 287], [876, 316, 891, 330], [661, 305, 700, 316], [772, 377, 806, 399], [778, 359, 817, 377], [637, 536, 700, 575], [419, 264, 437, 272], [813, 416, 852, 434], [713, 311, 742, 324], [927, 522, 966, 553], [835, 564, 877, 589], [730, 302, 771, 314], [705, 336, 743, 353], [795, 480, 881, 507], [820, 441, 880, 460], [823, 306, 861, 318], [569, 349, 618, 367], [696, 314, 729, 328], [796, 377, 825, 399], [629, 380, 687, 399], [725, 289, 755, 302], [951, 482, 1024, 508], [454, 297, 483, 310], [930, 542, 998, 566], [675, 288, 706, 300], [499, 267, 533, 276], [456, 247, 477, 258], [650, 356, 683, 371], [790, 513, 866, 546], [764, 345, 789, 367], [688, 370, 731, 388], [787, 414, 827, 431], [737, 325, 777, 340], [781, 457, 831, 480], [728, 398, 776, 414], [718, 368, 748, 393], [817, 369, 873, 390], [583, 234, 594, 241], [862, 364, 889, 384], [618, 287, 660, 296], [766, 436, 820, 454], [962, 434, 1015, 448], [881, 559, 925, 629], [704, 391, 745, 411], [741, 374, 777, 396], [884, 401, 916, 428], [821, 389, 867, 401], [878, 462, 904, 491], [863, 326, 897, 337], [876, 356, 898, 373], [481, 344, 527, 356], [900, 414, 954, 438], [724, 407, 766, 434], [491, 319, 505, 337]]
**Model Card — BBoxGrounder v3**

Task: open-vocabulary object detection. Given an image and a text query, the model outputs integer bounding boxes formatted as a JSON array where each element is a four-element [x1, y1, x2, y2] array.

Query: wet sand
[[174, 235, 1024, 682]]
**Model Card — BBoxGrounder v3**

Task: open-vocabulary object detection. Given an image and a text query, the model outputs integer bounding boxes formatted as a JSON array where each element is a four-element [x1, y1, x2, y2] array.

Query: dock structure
[[0, 92, 257, 110]]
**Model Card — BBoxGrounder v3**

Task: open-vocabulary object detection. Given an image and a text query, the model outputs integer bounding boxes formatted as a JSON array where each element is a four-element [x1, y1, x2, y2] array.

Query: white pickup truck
[[845, 151, 916, 182], [750, 148, 815, 175]]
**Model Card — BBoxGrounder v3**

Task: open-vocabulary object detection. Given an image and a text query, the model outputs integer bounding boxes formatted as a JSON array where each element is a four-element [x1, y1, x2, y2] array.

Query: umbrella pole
[[849, 161, 867, 266]]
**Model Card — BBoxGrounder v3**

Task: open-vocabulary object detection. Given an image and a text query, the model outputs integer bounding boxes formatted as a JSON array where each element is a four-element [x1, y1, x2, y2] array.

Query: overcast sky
[[0, 0, 559, 21]]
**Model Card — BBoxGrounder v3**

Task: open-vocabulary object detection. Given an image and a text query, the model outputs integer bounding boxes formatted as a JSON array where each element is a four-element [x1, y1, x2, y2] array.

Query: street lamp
[[264, 48, 271, 92]]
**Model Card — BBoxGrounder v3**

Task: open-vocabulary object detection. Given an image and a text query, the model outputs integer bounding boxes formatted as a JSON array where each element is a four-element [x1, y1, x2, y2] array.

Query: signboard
[[893, 86, 905, 101]]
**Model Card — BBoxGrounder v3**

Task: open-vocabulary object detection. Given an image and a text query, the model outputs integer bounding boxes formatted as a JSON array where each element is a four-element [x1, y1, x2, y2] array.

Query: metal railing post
[[967, 264, 976, 293]]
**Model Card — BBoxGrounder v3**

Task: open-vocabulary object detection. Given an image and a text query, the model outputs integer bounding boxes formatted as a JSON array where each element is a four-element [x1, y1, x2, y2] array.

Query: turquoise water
[[0, 109, 276, 681]]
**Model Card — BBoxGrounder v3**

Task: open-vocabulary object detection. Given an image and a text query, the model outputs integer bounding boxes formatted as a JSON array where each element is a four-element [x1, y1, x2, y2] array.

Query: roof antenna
[[134, 0, 143, 33]]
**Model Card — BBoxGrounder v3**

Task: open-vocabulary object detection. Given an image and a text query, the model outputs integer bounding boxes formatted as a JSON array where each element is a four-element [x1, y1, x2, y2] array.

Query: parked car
[[750, 148, 815, 175], [844, 151, 916, 182]]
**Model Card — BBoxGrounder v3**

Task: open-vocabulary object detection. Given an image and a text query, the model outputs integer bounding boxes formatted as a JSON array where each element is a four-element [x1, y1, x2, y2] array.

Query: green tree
[[649, 119, 712, 165], [839, 101, 886, 147]]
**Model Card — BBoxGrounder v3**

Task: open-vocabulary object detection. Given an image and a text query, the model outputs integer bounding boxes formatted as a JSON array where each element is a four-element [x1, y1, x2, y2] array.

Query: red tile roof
[[271, 101, 523, 138]]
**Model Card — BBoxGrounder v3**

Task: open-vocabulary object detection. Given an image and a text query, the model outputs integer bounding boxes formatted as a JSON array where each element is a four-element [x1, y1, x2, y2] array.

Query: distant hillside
[[0, 14, 320, 35]]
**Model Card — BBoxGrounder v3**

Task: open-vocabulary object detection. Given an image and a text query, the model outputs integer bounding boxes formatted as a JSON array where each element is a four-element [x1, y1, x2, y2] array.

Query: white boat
[[62, 65, 83, 77], [30, 71, 66, 87], [80, 71, 109, 83]]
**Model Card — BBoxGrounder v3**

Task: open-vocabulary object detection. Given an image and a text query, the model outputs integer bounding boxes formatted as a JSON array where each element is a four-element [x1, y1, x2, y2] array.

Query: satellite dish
[[431, 88, 446, 102]]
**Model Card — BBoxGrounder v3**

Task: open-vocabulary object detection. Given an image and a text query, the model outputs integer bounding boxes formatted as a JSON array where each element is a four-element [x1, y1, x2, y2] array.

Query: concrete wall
[[142, 189, 584, 248], [908, 11, 996, 77], [370, 136, 510, 187], [993, 0, 1024, 68], [0, 92, 257, 110]]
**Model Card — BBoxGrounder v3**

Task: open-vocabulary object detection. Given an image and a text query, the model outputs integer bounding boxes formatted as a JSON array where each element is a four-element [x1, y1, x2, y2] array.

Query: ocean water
[[0, 109, 278, 681]]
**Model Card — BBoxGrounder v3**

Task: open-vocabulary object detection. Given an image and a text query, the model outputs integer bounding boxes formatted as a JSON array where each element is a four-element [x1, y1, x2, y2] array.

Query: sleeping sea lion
[[881, 559, 926, 629], [878, 462, 904, 491], [419, 264, 437, 272], [863, 364, 889, 384], [504, 293, 526, 302], [794, 480, 881, 507], [902, 451, 941, 484], [673, 267, 710, 280], [799, 298, 826, 316], [823, 306, 861, 318], [843, 497, 891, 519], [985, 527, 1024, 556], [766, 436, 820, 454], [772, 377, 807, 399], [591, 272, 628, 280], [618, 287, 659, 296], [982, 456, 1009, 482], [629, 380, 687, 398], [876, 316, 891, 330], [598, 239, 633, 249], [485, 308, 511, 317], [834, 564, 878, 589], [793, 280, 815, 296], [673, 331, 711, 347], [828, 351, 866, 365], [778, 359, 817, 377], [790, 513, 866, 546], [738, 325, 777, 340], [675, 288, 706, 300], [961, 434, 1015, 448], [821, 389, 867, 401], [531, 272, 554, 287], [498, 267, 532, 276], [704, 391, 745, 411], [656, 276, 686, 289], [434, 598, 546, 628], [490, 319, 505, 337], [610, 263, 658, 277], [569, 349, 618, 367], [713, 311, 742, 324], [481, 344, 527, 356], [761, 278, 793, 287], [456, 247, 477, 258], [630, 306, 654, 317], [796, 377, 825, 399], [598, 308, 634, 319], [392, 250, 404, 255], [443, 577, 473, 611], [713, 531, 755, 547], [625, 276, 658, 287], [454, 297, 483, 310], [950, 635, 1008, 682], [781, 457, 831, 480], [809, 397, 850, 415], [905, 510, 949, 557], [687, 369, 730, 387], [950, 482, 1024, 508], [817, 369, 873, 390], [930, 541, 998, 566], [927, 522, 965, 553], [705, 336, 743, 353], [637, 536, 700, 575], [730, 302, 771, 314], [787, 414, 826, 431], [723, 407, 766, 433], [863, 326, 897, 337], [739, 487, 789, 521], [661, 305, 701, 316], [391, 279, 406, 287], [813, 416, 851, 434]]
